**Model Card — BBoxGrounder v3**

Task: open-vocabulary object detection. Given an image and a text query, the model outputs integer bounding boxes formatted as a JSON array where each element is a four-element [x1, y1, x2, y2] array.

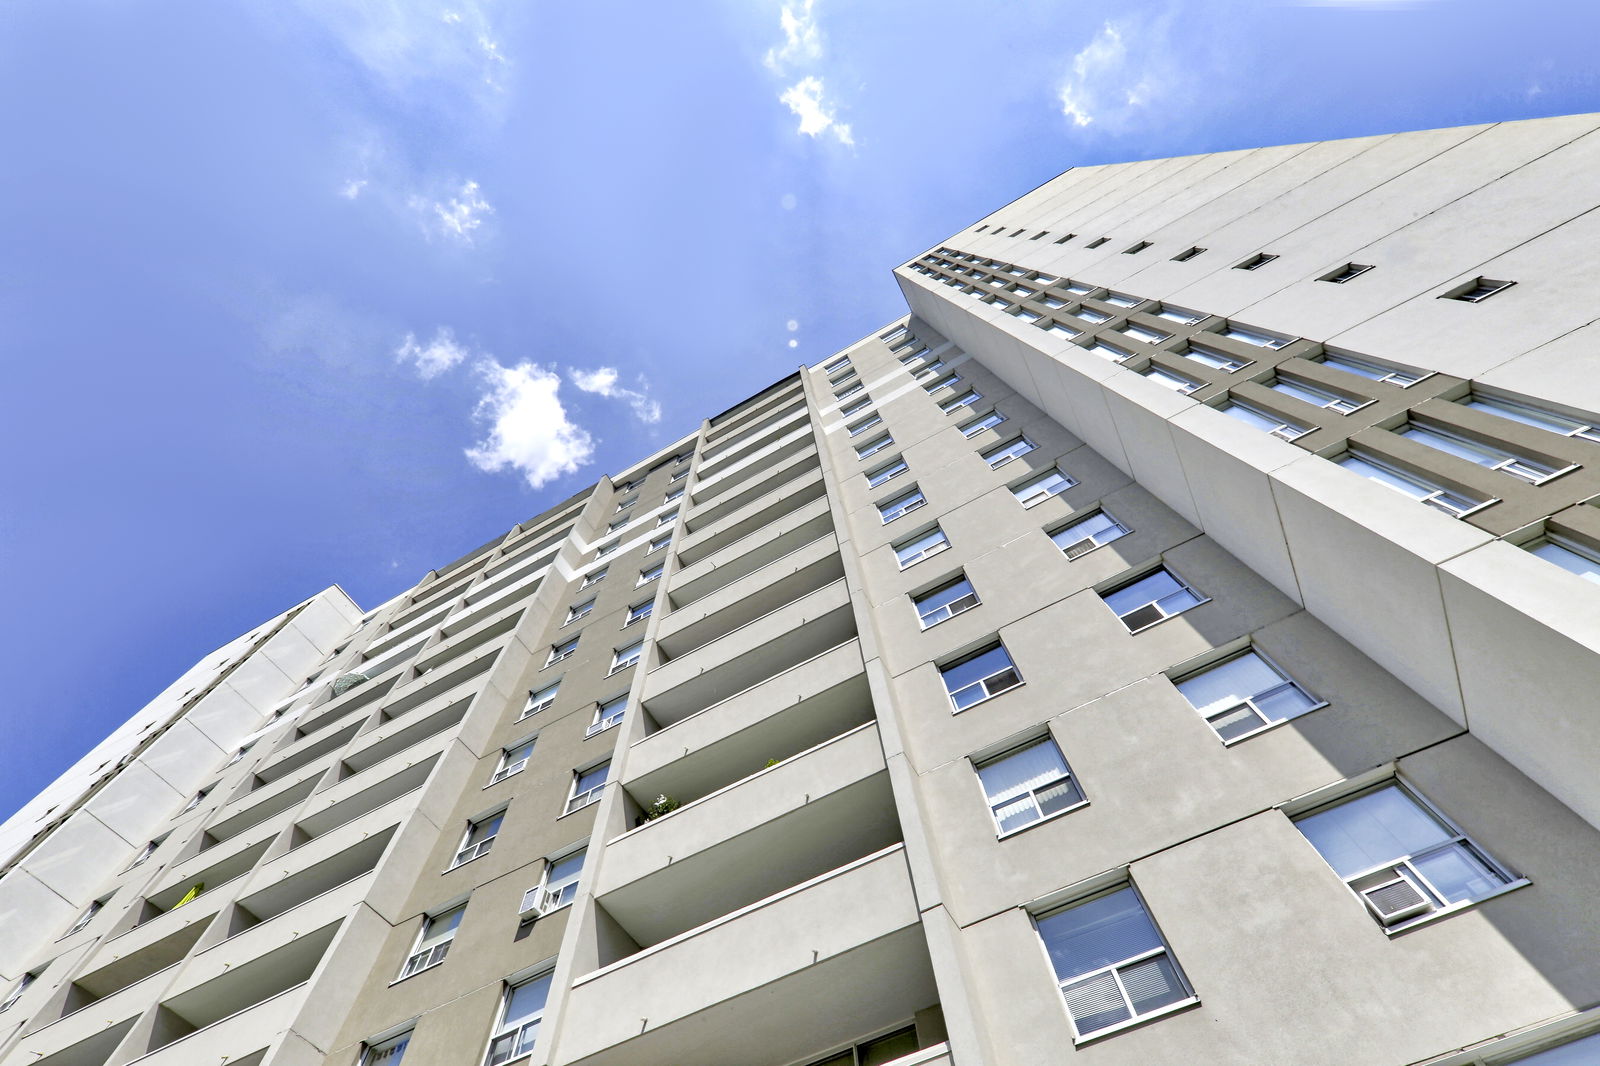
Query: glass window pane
[[1062, 971, 1131, 1034], [941, 645, 1014, 694], [1508, 1031, 1600, 1064], [1220, 403, 1286, 433], [1121, 954, 1186, 1015], [1038, 887, 1163, 983], [1175, 652, 1285, 718], [503, 973, 552, 1030], [1530, 540, 1600, 584], [1104, 571, 1184, 615], [1296, 786, 1454, 878], [1412, 842, 1505, 904], [978, 740, 1069, 806]]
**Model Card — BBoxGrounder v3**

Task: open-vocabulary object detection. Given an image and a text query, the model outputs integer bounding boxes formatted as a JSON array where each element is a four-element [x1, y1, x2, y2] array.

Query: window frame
[[624, 599, 654, 626], [846, 412, 884, 437], [913, 574, 981, 629], [565, 762, 610, 814], [1010, 465, 1077, 508], [894, 526, 950, 570], [397, 903, 465, 981], [1397, 422, 1576, 486], [609, 640, 643, 674], [361, 1030, 412, 1066], [1217, 400, 1311, 442], [636, 563, 663, 587], [483, 971, 554, 1066], [1171, 647, 1326, 744], [938, 389, 983, 414], [450, 810, 505, 869], [1465, 394, 1600, 443], [1102, 567, 1208, 633], [855, 432, 895, 460], [982, 435, 1038, 470], [975, 734, 1086, 836], [876, 485, 927, 524], [940, 641, 1024, 712], [562, 598, 595, 626], [579, 566, 607, 589], [546, 636, 579, 667], [587, 694, 628, 736], [1336, 449, 1496, 519], [490, 740, 535, 784], [1050, 510, 1131, 560], [522, 681, 559, 719], [865, 456, 909, 488]]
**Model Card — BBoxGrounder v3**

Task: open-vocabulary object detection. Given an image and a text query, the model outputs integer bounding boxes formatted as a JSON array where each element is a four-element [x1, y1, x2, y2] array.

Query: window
[[941, 642, 1023, 711], [451, 812, 504, 868], [840, 398, 872, 418], [960, 410, 1007, 437], [491, 740, 535, 784], [913, 358, 946, 380], [625, 600, 654, 626], [485, 972, 553, 1066], [656, 509, 679, 526], [1115, 322, 1168, 345], [606, 518, 627, 533], [1294, 783, 1519, 928], [1527, 535, 1600, 585], [914, 575, 980, 628], [1498, 1031, 1600, 1064], [1103, 568, 1205, 632], [669, 468, 689, 482], [1337, 450, 1493, 518], [1054, 233, 1075, 244], [636, 563, 663, 587], [526, 851, 585, 915], [1443, 276, 1515, 303], [1235, 251, 1278, 270], [982, 436, 1037, 469], [614, 495, 637, 512], [1102, 292, 1139, 308], [362, 1032, 411, 1066], [128, 837, 162, 870], [1171, 246, 1206, 262], [834, 381, 864, 401], [1219, 401, 1311, 442], [1398, 423, 1571, 484], [595, 540, 619, 558], [1269, 376, 1369, 415], [1040, 295, 1066, 308], [564, 599, 594, 625], [1174, 650, 1322, 742], [856, 433, 895, 460], [847, 412, 884, 436], [1086, 237, 1110, 249], [1143, 367, 1202, 394], [1154, 304, 1202, 324], [664, 487, 685, 503], [1466, 395, 1600, 443], [0, 974, 34, 1015], [587, 695, 627, 736], [646, 533, 671, 554], [580, 566, 607, 588], [1045, 321, 1082, 337], [880, 325, 908, 343], [866, 457, 908, 488], [1123, 241, 1151, 254], [1036, 886, 1193, 1039], [894, 526, 950, 569], [1320, 262, 1373, 284], [1074, 306, 1111, 324], [823, 355, 850, 373], [977, 736, 1082, 833], [65, 899, 103, 936], [225, 742, 254, 767], [399, 903, 464, 979], [566, 763, 609, 813], [1083, 341, 1130, 364], [1180, 343, 1251, 373], [803, 1026, 920, 1066], [939, 389, 983, 414], [1011, 466, 1076, 507], [546, 636, 578, 667], [924, 373, 962, 394], [1064, 281, 1092, 294], [522, 682, 559, 718], [1321, 352, 1426, 386], [1051, 510, 1130, 559], [877, 487, 926, 524], [180, 788, 208, 814], [610, 641, 643, 674]]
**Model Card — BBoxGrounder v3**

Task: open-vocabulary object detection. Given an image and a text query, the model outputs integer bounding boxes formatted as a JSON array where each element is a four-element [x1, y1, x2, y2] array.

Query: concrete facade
[[5, 114, 1600, 1066]]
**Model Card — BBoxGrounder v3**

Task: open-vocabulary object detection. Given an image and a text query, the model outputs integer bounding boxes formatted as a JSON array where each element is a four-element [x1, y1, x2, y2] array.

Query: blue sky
[[2, 0, 1598, 817]]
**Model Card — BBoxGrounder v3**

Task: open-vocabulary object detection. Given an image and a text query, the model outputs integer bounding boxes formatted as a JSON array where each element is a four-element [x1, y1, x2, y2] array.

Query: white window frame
[[1181, 343, 1252, 373], [1103, 567, 1208, 633], [614, 496, 637, 513], [1142, 366, 1202, 394], [894, 527, 950, 570], [855, 433, 895, 460], [0, 973, 34, 1014], [1293, 781, 1524, 932], [1268, 376, 1371, 415], [1051, 510, 1131, 560], [610, 641, 643, 674], [483, 971, 553, 1066], [665, 486, 685, 502], [914, 575, 981, 629], [361, 1031, 411, 1066], [1321, 352, 1428, 386], [565, 763, 609, 814], [450, 811, 504, 869], [65, 899, 102, 936], [579, 567, 607, 589], [941, 642, 1024, 712], [546, 637, 578, 667], [524, 850, 585, 917], [646, 533, 671, 554], [960, 410, 1007, 437], [563, 599, 594, 626], [939, 389, 983, 414], [636, 564, 663, 587], [1337, 450, 1495, 519], [1465, 394, 1600, 443], [923, 372, 962, 395], [866, 456, 909, 488], [491, 740, 535, 784], [624, 599, 654, 626], [656, 509, 679, 526], [1173, 648, 1326, 743], [398, 904, 464, 980], [1115, 322, 1167, 345], [975, 735, 1085, 836], [982, 435, 1037, 469], [877, 486, 927, 524], [521, 682, 558, 719], [839, 397, 872, 418], [1011, 466, 1077, 508], [586, 695, 627, 736], [1527, 533, 1600, 585], [1218, 400, 1311, 442], [1398, 423, 1575, 485], [846, 412, 884, 436]]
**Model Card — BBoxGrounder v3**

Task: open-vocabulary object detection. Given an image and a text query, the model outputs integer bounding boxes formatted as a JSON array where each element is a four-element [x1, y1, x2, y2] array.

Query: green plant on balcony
[[642, 794, 679, 821]]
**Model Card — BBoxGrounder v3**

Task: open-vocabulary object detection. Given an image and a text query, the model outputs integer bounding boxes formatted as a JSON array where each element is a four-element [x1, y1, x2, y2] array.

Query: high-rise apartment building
[[6, 112, 1600, 1066]]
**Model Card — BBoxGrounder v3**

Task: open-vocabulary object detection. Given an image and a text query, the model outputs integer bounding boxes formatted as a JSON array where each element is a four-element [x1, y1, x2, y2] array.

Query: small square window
[[491, 740, 534, 784], [847, 412, 884, 436], [840, 397, 872, 417], [362, 1031, 411, 1066], [606, 518, 628, 533], [1051, 510, 1130, 559], [522, 682, 559, 718], [939, 389, 983, 415], [1442, 277, 1515, 303], [1086, 237, 1110, 249], [1173, 648, 1322, 742], [587, 695, 627, 736], [664, 488, 685, 503], [1171, 246, 1206, 262], [526, 850, 585, 916], [546, 636, 579, 667], [657, 509, 679, 526], [625, 600, 654, 626], [646, 533, 672, 554], [1011, 466, 1076, 507], [564, 599, 595, 625], [580, 567, 607, 589], [614, 496, 637, 513], [1102, 568, 1206, 632], [1235, 252, 1278, 270], [636, 564, 663, 587], [914, 575, 980, 628], [856, 433, 895, 460], [610, 641, 643, 673], [877, 486, 927, 524], [976, 736, 1083, 833], [669, 468, 689, 482], [960, 410, 1007, 438], [595, 541, 619, 558], [566, 762, 610, 813], [982, 436, 1037, 470], [399, 904, 464, 979], [450, 811, 504, 868], [1123, 241, 1151, 254], [866, 456, 909, 488], [822, 356, 851, 373], [1320, 263, 1373, 284], [894, 526, 950, 569], [485, 973, 553, 1065], [941, 642, 1023, 711]]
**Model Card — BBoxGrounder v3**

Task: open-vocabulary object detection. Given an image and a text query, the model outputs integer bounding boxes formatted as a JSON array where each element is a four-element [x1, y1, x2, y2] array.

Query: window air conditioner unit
[[1359, 871, 1432, 925], [1062, 537, 1097, 560]]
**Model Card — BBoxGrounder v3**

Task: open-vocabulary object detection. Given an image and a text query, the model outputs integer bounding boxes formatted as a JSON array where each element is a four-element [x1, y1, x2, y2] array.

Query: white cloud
[[570, 366, 663, 424], [1056, 17, 1171, 132], [465, 360, 595, 489], [410, 180, 494, 244], [780, 76, 854, 145], [285, 0, 509, 99], [339, 178, 368, 200], [395, 328, 469, 380], [764, 0, 821, 72]]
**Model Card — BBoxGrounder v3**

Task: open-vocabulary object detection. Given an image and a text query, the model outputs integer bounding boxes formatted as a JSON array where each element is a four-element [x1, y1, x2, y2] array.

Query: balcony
[[337, 695, 470, 777], [626, 639, 871, 805], [226, 826, 392, 931], [675, 466, 828, 567], [692, 430, 817, 510], [655, 536, 844, 658], [8, 1014, 138, 1066], [62, 922, 206, 1013], [703, 392, 807, 457], [253, 720, 361, 787], [642, 582, 857, 726], [598, 723, 896, 946], [410, 604, 521, 676], [292, 751, 440, 841], [137, 838, 273, 926], [203, 774, 320, 845], [668, 499, 835, 609], [380, 643, 500, 714], [557, 846, 936, 1066]]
